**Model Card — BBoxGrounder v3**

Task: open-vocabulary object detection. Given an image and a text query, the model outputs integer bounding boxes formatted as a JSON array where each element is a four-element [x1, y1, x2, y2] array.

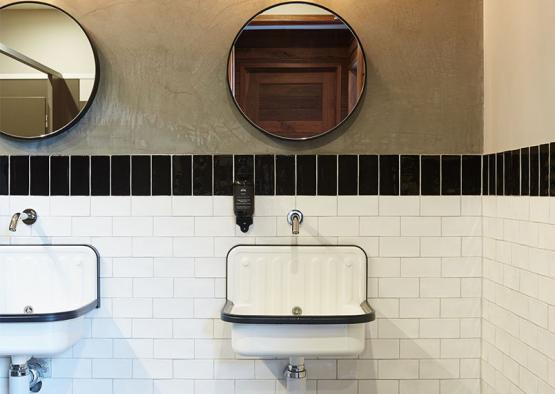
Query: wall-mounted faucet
[[9, 209, 38, 232], [287, 210, 303, 235]]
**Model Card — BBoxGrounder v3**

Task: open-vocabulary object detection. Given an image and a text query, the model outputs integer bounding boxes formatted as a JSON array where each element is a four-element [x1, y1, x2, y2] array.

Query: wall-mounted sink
[[0, 244, 99, 386], [221, 245, 374, 358]]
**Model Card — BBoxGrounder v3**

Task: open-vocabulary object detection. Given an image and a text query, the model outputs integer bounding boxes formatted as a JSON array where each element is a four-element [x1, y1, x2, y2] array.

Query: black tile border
[[1, 146, 554, 197]]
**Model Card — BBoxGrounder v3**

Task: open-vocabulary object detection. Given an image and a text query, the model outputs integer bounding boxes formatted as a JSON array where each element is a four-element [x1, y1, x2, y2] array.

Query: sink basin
[[0, 244, 100, 359], [221, 245, 374, 357]]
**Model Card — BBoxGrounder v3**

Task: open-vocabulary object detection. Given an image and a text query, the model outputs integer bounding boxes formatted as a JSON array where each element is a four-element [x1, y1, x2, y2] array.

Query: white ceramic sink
[[0, 245, 99, 359], [221, 245, 374, 357]]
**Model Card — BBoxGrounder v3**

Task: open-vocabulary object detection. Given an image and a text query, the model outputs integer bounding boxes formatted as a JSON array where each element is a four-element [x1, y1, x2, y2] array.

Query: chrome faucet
[[287, 210, 303, 235], [9, 209, 38, 232]]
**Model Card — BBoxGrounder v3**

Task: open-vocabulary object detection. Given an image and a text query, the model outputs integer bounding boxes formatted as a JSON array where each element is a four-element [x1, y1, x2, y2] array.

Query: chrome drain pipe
[[284, 357, 307, 393], [8, 357, 46, 394]]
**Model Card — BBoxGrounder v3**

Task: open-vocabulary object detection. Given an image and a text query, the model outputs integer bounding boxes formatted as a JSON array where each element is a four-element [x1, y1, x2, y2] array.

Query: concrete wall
[[484, 0, 555, 153], [0, 0, 483, 155]]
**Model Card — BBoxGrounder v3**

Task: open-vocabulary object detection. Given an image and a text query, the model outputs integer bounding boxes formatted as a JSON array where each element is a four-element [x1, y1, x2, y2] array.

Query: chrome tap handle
[[287, 210, 304, 235]]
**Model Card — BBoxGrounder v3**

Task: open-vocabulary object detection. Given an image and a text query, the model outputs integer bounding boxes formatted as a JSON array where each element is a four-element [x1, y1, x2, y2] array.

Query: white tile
[[91, 318, 132, 338], [92, 359, 131, 378], [33, 217, 72, 237], [132, 319, 172, 338], [295, 196, 337, 216], [420, 319, 460, 338], [461, 196, 482, 216], [378, 360, 418, 379], [213, 196, 234, 216], [50, 196, 90, 216], [173, 360, 214, 379], [195, 339, 235, 359], [421, 278, 461, 297], [379, 196, 420, 216], [419, 359, 459, 379], [154, 339, 195, 359], [112, 298, 153, 318], [380, 237, 420, 257], [113, 258, 153, 277], [421, 196, 460, 216], [421, 237, 461, 257], [235, 380, 275, 394], [338, 196, 378, 216], [401, 258, 441, 277], [255, 196, 295, 217], [113, 339, 153, 358], [172, 196, 213, 216], [133, 278, 173, 297], [442, 217, 481, 236], [132, 196, 172, 216], [401, 217, 441, 236], [337, 360, 377, 379], [91, 196, 131, 216], [9, 196, 50, 216], [153, 257, 194, 277], [319, 217, 359, 236], [400, 299, 439, 318], [113, 217, 153, 236], [400, 339, 440, 359], [133, 359, 172, 379], [399, 380, 439, 394], [153, 298, 194, 318], [360, 217, 400, 236], [132, 237, 172, 257], [317, 380, 357, 394], [195, 217, 235, 236], [379, 278, 419, 297], [173, 319, 214, 338], [113, 379, 153, 394], [153, 216, 194, 236], [71, 217, 111, 236], [173, 237, 214, 257], [237, 217, 276, 237]]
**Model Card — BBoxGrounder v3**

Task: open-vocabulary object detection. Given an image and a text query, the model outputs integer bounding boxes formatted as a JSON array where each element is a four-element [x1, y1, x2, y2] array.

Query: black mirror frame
[[0, 0, 100, 141], [226, 1, 367, 142]]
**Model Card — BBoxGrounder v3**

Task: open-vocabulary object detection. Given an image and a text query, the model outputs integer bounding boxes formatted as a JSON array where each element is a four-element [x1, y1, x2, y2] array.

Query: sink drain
[[292, 306, 303, 316], [24, 305, 34, 314]]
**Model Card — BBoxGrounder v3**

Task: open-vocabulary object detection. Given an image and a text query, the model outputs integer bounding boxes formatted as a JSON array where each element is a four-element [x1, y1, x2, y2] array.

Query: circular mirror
[[0, 1, 99, 139], [228, 2, 366, 141]]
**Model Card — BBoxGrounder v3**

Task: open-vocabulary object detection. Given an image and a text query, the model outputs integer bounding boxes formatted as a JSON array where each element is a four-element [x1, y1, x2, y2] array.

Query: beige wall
[[484, 0, 555, 153], [0, 0, 483, 154]]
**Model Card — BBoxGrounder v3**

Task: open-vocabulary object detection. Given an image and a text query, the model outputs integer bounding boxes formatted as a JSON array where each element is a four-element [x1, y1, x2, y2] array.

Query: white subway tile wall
[[482, 197, 555, 394], [0, 196, 481, 394]]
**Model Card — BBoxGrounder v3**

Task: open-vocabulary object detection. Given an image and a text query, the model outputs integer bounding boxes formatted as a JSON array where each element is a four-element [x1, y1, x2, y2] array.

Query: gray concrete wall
[[0, 0, 483, 154]]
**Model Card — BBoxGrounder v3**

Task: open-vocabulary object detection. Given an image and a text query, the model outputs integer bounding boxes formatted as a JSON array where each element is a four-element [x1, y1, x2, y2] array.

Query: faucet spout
[[9, 213, 21, 232], [8, 208, 38, 232], [287, 210, 304, 235]]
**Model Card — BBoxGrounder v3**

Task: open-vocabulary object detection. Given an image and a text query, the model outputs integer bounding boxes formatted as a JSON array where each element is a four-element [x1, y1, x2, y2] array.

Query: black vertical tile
[[400, 155, 419, 195], [379, 155, 399, 196], [172, 155, 192, 196], [0, 156, 7, 195], [214, 155, 233, 196], [482, 155, 489, 196], [504, 151, 512, 196], [317, 155, 337, 196], [50, 156, 69, 196], [111, 155, 131, 196], [338, 155, 358, 195], [540, 144, 549, 196], [551, 143, 555, 197], [255, 155, 274, 196], [132, 155, 151, 196], [496, 153, 504, 196], [193, 155, 212, 196], [511, 150, 520, 196], [10, 156, 29, 195], [276, 155, 295, 195], [521, 148, 529, 196], [442, 155, 461, 196], [91, 156, 110, 196], [30, 156, 49, 196], [71, 156, 90, 196], [462, 155, 482, 196], [530, 146, 539, 196], [234, 155, 254, 183], [152, 155, 171, 196], [421, 156, 441, 196], [297, 155, 316, 195], [359, 155, 378, 195], [488, 154, 496, 196]]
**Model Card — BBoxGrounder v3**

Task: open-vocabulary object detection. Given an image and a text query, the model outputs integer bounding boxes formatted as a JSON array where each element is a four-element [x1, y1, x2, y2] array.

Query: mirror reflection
[[228, 2, 366, 140], [0, 2, 98, 139]]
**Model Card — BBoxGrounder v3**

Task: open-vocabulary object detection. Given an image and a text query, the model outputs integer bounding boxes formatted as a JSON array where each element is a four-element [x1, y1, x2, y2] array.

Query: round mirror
[[228, 2, 366, 141], [0, 1, 99, 139]]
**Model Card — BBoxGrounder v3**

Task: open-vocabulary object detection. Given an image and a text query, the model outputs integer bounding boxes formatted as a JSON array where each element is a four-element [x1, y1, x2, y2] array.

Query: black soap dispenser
[[233, 180, 254, 233]]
